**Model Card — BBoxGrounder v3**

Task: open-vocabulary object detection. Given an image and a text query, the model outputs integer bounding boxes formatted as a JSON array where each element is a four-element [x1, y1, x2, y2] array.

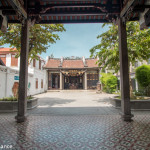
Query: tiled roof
[[45, 58, 99, 69], [62, 60, 84, 68], [0, 48, 17, 54], [86, 59, 98, 68], [44, 59, 61, 68]]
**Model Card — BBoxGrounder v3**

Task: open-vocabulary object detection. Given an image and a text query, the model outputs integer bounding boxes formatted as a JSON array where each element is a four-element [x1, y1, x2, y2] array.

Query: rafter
[[120, 0, 136, 18], [6, 0, 27, 18]]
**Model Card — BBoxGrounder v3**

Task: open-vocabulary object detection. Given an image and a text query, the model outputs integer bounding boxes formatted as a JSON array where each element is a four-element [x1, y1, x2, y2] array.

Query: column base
[[96, 90, 102, 94], [15, 115, 27, 123], [120, 112, 134, 122]]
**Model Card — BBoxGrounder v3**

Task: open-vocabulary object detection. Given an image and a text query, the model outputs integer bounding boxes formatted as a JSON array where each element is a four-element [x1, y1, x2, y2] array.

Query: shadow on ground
[[36, 97, 76, 107]]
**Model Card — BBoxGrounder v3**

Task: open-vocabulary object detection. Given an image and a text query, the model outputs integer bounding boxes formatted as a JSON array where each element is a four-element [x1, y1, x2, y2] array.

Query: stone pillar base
[[120, 112, 134, 122], [96, 91, 102, 94], [15, 115, 27, 123]]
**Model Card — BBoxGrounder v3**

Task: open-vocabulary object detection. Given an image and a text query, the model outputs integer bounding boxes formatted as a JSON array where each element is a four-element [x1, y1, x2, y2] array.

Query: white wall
[[6, 53, 11, 67], [0, 66, 6, 98], [0, 65, 47, 98], [28, 68, 47, 95]]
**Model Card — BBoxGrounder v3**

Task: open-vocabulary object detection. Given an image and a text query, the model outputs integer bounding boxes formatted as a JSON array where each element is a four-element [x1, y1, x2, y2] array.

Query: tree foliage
[[100, 73, 117, 93], [90, 22, 150, 72], [0, 24, 66, 59], [135, 65, 150, 92]]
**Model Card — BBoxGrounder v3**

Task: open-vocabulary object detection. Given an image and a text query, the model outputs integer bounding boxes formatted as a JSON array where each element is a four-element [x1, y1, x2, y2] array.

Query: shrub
[[0, 97, 17, 101], [0, 96, 33, 101], [101, 73, 117, 93], [135, 65, 150, 96]]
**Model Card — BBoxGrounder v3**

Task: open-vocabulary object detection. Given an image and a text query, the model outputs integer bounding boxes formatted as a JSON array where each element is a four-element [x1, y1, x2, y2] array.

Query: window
[[11, 54, 18, 66], [0, 54, 6, 65], [148, 58, 150, 64], [33, 59, 36, 67], [41, 79, 43, 88], [39, 60, 41, 70], [36, 78, 38, 89], [134, 61, 138, 68]]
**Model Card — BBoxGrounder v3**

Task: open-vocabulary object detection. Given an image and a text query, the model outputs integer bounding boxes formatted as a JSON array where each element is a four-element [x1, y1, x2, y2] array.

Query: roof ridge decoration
[[82, 56, 88, 67], [59, 56, 63, 67]]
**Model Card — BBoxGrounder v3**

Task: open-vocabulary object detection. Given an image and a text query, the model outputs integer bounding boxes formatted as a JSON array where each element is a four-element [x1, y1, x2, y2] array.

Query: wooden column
[[60, 71, 63, 90], [84, 71, 87, 90], [15, 19, 30, 123], [118, 18, 133, 121]]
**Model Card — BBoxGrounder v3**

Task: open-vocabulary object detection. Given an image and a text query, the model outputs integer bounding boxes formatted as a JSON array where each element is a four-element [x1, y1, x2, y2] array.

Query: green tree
[[90, 22, 150, 96], [100, 73, 117, 94], [0, 24, 66, 59], [135, 65, 150, 96]]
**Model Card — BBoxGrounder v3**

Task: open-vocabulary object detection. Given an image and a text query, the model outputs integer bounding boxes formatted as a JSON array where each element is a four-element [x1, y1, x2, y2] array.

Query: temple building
[[44, 56, 101, 90]]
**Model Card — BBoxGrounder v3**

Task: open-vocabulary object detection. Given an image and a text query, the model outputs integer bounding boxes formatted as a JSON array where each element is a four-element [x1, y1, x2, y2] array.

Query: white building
[[0, 47, 47, 98]]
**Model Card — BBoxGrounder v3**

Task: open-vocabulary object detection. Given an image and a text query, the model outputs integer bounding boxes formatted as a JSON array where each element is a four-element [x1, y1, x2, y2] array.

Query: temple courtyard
[[0, 91, 150, 149]]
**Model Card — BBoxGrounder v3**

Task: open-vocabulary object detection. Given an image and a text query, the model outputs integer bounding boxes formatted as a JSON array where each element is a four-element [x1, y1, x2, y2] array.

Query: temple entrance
[[48, 73, 60, 90], [64, 75, 83, 89], [52, 73, 60, 89], [62, 70, 84, 89]]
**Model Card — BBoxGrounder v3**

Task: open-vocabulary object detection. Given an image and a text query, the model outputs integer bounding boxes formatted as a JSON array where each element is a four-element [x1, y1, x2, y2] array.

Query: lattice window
[[33, 59, 36, 67], [39, 60, 41, 70], [11, 54, 18, 66], [41, 79, 43, 88], [36, 78, 38, 89]]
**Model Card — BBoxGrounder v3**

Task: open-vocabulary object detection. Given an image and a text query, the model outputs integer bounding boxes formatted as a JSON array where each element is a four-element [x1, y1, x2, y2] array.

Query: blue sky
[[41, 23, 109, 59], [3, 23, 109, 59]]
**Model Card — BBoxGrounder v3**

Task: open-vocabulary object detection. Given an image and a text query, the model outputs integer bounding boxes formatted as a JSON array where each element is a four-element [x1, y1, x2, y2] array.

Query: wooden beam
[[30, 3, 120, 8], [39, 11, 119, 16], [7, 0, 27, 18], [34, 19, 109, 24], [120, 0, 136, 18], [41, 0, 104, 2]]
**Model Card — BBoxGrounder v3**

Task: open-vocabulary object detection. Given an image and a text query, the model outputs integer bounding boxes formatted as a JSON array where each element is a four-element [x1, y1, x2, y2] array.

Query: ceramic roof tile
[[62, 60, 84, 68], [86, 59, 98, 68], [44, 59, 61, 68]]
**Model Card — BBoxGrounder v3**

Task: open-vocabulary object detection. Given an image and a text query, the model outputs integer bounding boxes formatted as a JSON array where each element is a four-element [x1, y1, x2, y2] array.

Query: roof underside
[[0, 0, 146, 24]]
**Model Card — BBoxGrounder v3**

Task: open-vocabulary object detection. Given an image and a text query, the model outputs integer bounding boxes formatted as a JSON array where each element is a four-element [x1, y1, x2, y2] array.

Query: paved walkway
[[0, 90, 150, 150]]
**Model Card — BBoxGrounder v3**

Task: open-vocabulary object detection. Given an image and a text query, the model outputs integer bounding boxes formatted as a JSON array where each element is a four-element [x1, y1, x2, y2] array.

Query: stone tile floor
[[0, 91, 150, 150], [0, 114, 150, 150]]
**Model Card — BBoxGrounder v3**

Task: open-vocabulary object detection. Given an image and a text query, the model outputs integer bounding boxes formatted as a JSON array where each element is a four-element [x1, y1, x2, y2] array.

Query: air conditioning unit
[[0, 10, 8, 32]]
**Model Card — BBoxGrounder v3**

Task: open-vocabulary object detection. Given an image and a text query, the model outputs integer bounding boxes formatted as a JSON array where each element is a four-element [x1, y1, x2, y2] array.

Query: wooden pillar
[[118, 18, 133, 121], [60, 71, 63, 90], [15, 19, 30, 123], [84, 71, 87, 90]]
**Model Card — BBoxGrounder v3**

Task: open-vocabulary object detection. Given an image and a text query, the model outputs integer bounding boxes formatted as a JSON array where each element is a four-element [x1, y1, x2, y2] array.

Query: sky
[[2, 23, 109, 59], [41, 23, 109, 59]]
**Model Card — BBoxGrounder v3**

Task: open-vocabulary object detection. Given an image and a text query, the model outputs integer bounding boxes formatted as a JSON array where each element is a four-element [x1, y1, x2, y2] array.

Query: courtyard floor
[[0, 90, 150, 150]]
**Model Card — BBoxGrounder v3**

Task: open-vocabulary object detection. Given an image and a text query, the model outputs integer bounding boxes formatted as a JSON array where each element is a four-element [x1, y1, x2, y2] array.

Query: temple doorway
[[64, 75, 83, 89]]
